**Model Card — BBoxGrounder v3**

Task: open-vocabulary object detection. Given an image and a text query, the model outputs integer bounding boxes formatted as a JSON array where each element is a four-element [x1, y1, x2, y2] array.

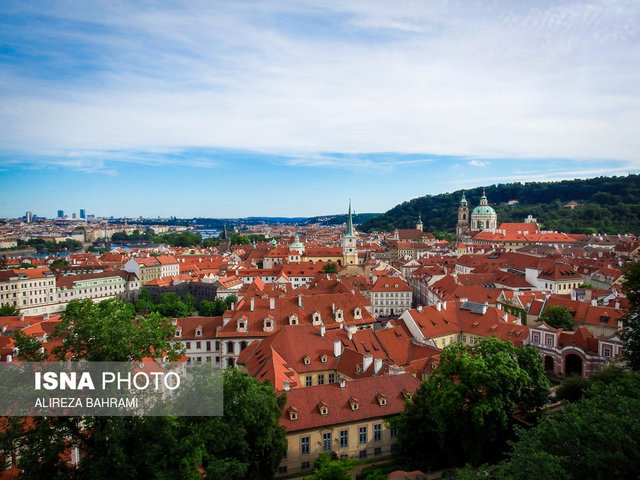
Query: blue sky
[[1, 1, 639, 218]]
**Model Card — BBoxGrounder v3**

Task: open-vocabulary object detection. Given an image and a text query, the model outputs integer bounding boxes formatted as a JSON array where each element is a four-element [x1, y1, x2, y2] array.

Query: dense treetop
[[360, 174, 640, 235]]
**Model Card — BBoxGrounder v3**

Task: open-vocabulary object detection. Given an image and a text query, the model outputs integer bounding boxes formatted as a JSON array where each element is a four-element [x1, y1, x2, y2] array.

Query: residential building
[[370, 277, 412, 318]]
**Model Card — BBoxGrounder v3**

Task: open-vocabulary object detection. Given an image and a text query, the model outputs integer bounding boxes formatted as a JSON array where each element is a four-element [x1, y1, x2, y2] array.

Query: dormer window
[[354, 307, 362, 320], [376, 392, 387, 406], [335, 309, 343, 322], [289, 314, 299, 325], [263, 316, 274, 332], [401, 388, 412, 401], [174, 328, 182, 338], [195, 326, 203, 337], [318, 401, 328, 416], [303, 355, 311, 365], [320, 354, 327, 364], [237, 316, 248, 332], [349, 396, 359, 411], [288, 405, 298, 421], [312, 311, 322, 325]]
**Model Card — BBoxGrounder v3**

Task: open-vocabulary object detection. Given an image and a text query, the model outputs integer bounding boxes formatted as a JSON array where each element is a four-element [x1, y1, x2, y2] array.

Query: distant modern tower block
[[72, 213, 77, 219], [79, 209, 86, 219], [25, 211, 33, 223], [57, 210, 64, 218]]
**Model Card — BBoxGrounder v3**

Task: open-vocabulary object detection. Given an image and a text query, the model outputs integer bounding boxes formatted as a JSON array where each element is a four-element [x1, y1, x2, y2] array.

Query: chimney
[[481, 305, 488, 315], [591, 299, 597, 306], [171, 318, 177, 326], [332, 303, 335, 314], [270, 297, 275, 310], [503, 312, 508, 322], [283, 381, 290, 392], [19, 314, 24, 321], [363, 354, 373, 371], [250, 297, 254, 312], [320, 325, 325, 337], [334, 340, 342, 357], [615, 301, 620, 309], [374, 358, 383, 375], [230, 302, 235, 310], [436, 302, 441, 312], [298, 294, 303, 308], [442, 302, 447, 310], [339, 377, 346, 389], [347, 329, 353, 340], [6, 355, 12, 362], [417, 305, 423, 313]]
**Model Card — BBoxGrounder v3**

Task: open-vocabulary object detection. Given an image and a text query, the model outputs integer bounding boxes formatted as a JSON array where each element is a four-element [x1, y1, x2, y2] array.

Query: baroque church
[[456, 189, 497, 242]]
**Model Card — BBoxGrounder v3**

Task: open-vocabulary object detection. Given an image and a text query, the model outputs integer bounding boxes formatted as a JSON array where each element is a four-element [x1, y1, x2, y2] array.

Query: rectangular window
[[359, 450, 367, 459], [532, 334, 540, 345], [186, 342, 191, 349], [340, 430, 348, 448], [329, 373, 335, 383], [196, 341, 201, 349], [301, 436, 310, 455], [374, 424, 382, 441], [390, 422, 398, 439], [322, 433, 331, 451], [603, 346, 611, 357], [359, 426, 367, 444], [318, 374, 324, 385], [374, 447, 382, 456], [305, 376, 312, 387], [546, 336, 553, 347]]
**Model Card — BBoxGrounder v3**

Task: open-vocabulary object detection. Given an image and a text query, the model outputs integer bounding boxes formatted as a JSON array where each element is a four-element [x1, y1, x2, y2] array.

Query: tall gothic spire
[[345, 200, 355, 238]]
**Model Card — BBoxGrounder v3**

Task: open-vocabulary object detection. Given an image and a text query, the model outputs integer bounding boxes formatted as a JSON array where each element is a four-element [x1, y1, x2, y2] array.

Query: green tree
[[49, 259, 69, 268], [182, 369, 287, 479], [622, 261, 640, 370], [306, 452, 354, 480], [52, 299, 183, 361], [539, 305, 574, 330], [0, 304, 20, 316], [396, 338, 549, 470], [490, 370, 640, 480], [322, 262, 338, 273], [555, 375, 591, 403], [10, 330, 48, 361]]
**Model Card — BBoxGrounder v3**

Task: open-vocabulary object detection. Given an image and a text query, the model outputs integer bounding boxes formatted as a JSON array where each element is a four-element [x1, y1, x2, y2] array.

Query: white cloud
[[1, 0, 640, 165], [469, 160, 489, 167]]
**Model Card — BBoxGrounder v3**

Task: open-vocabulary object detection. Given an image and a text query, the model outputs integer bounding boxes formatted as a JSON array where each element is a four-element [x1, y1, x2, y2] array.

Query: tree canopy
[[539, 305, 575, 331], [7, 300, 287, 480], [396, 337, 549, 470], [622, 261, 640, 370], [360, 174, 640, 234]]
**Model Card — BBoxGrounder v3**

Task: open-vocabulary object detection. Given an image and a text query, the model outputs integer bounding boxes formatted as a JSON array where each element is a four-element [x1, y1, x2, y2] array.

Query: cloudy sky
[[1, 0, 639, 218]]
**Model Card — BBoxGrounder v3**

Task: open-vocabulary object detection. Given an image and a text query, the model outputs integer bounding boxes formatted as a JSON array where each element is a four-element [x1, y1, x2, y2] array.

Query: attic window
[[312, 312, 322, 325], [303, 355, 311, 365], [600, 315, 609, 323], [320, 354, 327, 364], [376, 393, 387, 406], [335, 309, 343, 321], [195, 327, 203, 337], [289, 314, 299, 325], [288, 405, 298, 421], [318, 402, 328, 416], [395, 284, 398, 288], [349, 397, 359, 411], [354, 307, 362, 319], [174, 328, 182, 338]]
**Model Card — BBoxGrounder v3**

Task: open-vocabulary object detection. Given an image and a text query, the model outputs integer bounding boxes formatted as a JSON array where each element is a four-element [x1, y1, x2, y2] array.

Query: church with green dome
[[456, 189, 498, 241]]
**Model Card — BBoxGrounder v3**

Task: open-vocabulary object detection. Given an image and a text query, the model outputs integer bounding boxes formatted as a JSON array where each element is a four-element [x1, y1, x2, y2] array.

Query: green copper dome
[[290, 235, 304, 248], [472, 205, 496, 216]]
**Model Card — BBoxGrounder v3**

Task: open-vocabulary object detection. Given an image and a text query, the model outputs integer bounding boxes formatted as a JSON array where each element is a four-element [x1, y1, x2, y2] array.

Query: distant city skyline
[[1, 1, 639, 218]]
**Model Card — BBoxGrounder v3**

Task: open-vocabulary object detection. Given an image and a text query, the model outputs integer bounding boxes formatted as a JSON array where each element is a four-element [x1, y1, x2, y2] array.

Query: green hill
[[359, 174, 640, 235]]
